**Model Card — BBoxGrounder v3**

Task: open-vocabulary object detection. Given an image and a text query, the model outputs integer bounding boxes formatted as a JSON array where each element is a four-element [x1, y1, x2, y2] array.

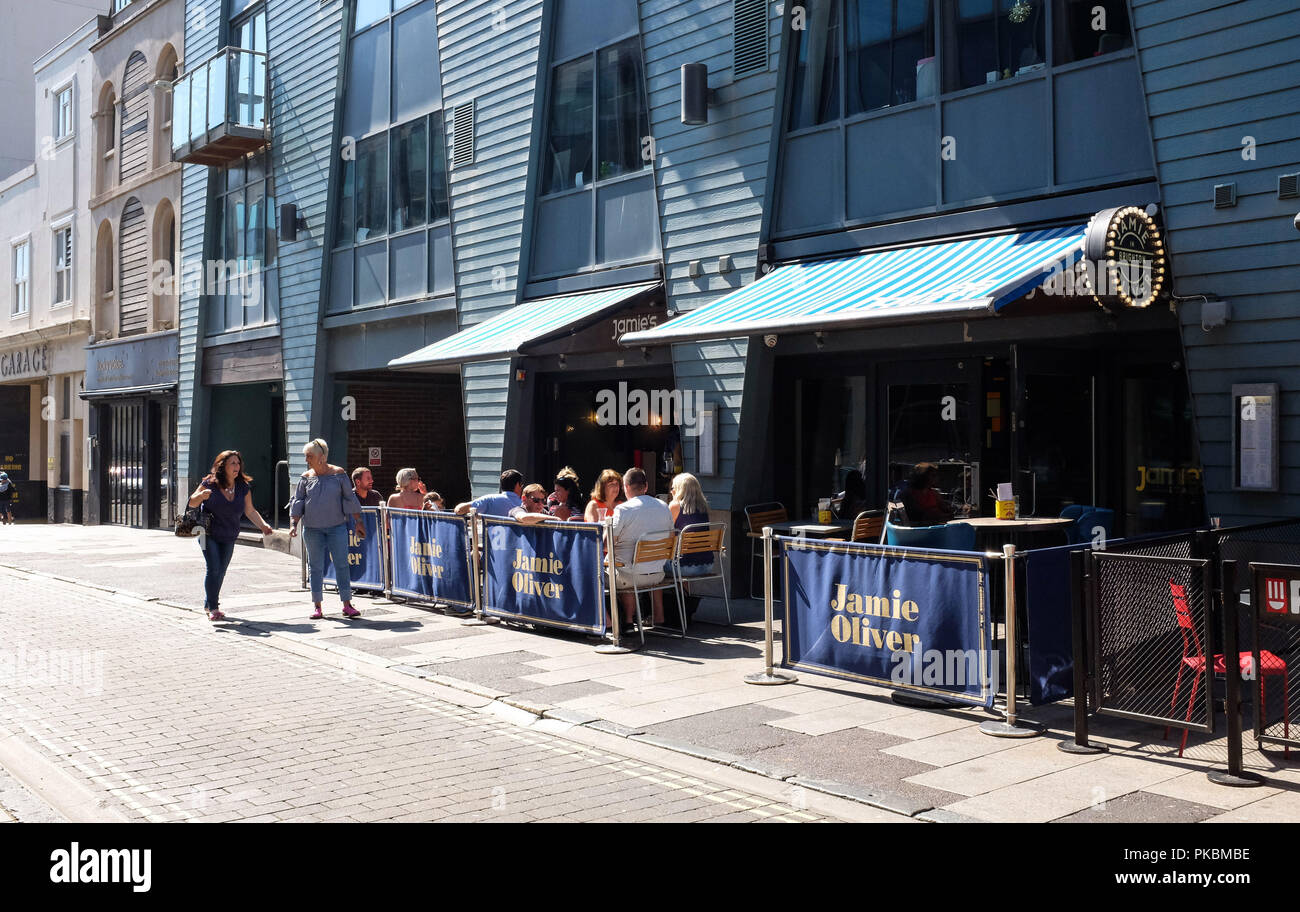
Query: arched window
[[95, 220, 115, 336], [120, 52, 150, 181], [119, 197, 148, 336], [155, 45, 179, 167], [97, 83, 117, 194], [152, 199, 177, 329]]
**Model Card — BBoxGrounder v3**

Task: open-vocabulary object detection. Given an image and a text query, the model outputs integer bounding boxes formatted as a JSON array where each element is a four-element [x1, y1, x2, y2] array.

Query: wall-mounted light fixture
[[279, 203, 307, 242], [681, 63, 718, 126]]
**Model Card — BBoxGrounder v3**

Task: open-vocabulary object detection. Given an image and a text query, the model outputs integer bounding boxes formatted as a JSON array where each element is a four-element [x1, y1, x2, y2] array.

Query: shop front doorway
[[537, 372, 680, 500], [1015, 347, 1096, 519]]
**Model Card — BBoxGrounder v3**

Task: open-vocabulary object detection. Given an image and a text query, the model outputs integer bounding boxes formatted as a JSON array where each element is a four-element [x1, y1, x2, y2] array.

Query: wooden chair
[[670, 522, 731, 634], [851, 510, 886, 544], [615, 533, 678, 644], [743, 502, 786, 601]]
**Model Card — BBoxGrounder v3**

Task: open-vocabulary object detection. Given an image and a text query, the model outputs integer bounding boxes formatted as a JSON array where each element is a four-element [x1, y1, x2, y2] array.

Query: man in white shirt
[[611, 467, 673, 626]]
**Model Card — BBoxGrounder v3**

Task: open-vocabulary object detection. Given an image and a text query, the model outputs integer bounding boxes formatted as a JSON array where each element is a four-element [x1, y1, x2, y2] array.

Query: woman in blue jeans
[[290, 438, 364, 620], [187, 450, 274, 621]]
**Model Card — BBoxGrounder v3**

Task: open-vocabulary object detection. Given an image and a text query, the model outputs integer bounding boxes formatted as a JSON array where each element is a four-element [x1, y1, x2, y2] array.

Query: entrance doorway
[[537, 372, 680, 499], [1015, 347, 1096, 518]]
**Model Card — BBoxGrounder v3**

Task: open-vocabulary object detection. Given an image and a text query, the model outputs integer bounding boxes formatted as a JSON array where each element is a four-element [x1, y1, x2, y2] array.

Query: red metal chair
[[1165, 580, 1290, 758]]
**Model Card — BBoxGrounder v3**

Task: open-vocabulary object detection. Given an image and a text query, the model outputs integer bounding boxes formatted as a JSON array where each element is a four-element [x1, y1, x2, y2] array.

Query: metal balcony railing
[[171, 47, 268, 166]]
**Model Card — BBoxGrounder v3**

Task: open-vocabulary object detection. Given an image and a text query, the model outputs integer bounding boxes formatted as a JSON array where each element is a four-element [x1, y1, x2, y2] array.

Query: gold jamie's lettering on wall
[[511, 549, 566, 599], [829, 583, 923, 655], [408, 538, 446, 578]]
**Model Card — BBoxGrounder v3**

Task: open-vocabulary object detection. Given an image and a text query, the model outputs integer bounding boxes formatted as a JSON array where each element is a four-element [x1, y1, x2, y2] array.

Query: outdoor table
[[953, 515, 1073, 552], [766, 520, 853, 540]]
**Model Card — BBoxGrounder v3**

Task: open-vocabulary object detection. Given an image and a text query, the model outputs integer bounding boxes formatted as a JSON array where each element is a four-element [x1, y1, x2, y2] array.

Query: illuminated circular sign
[[1083, 206, 1167, 308]]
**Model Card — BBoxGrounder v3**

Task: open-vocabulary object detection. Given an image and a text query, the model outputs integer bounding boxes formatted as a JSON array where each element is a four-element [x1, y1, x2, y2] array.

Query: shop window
[[1053, 0, 1130, 63], [941, 0, 1046, 92], [846, 0, 936, 113], [787, 0, 840, 129]]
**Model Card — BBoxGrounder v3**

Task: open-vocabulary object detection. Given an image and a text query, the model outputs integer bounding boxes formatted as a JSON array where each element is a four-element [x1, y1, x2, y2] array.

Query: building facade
[[84, 0, 185, 529], [0, 17, 99, 523], [162, 0, 1298, 557]]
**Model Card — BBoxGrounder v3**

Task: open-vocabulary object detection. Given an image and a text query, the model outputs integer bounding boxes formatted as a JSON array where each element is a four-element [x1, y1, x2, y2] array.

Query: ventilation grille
[[733, 0, 768, 77], [1279, 173, 1299, 200], [1213, 182, 1236, 209], [452, 99, 475, 167]]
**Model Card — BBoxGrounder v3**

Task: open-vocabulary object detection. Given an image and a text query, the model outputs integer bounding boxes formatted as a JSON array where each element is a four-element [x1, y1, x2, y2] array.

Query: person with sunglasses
[[508, 483, 554, 525]]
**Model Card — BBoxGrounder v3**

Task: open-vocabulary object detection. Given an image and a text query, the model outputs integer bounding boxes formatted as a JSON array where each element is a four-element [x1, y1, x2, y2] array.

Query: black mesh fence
[[1218, 518, 1300, 583], [1091, 552, 1212, 731], [1245, 564, 1300, 752]]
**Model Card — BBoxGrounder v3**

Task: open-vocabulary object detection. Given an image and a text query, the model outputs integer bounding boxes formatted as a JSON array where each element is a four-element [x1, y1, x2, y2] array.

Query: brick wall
[[344, 378, 470, 505]]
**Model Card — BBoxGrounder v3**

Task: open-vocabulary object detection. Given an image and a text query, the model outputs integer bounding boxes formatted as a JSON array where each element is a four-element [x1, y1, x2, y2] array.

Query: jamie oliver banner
[[387, 509, 474, 609], [323, 508, 385, 593], [780, 537, 995, 708], [481, 517, 606, 635]]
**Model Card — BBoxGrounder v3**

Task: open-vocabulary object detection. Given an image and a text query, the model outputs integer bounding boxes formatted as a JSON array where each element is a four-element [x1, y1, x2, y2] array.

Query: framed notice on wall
[[693, 401, 718, 477], [1231, 383, 1279, 492]]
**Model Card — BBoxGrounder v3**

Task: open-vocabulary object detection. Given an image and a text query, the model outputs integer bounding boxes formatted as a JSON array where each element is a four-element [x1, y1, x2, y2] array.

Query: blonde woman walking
[[290, 439, 363, 620]]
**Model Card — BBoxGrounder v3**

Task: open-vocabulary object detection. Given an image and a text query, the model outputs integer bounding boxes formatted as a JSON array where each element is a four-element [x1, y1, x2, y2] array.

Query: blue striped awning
[[619, 226, 1087, 346], [389, 282, 660, 369]]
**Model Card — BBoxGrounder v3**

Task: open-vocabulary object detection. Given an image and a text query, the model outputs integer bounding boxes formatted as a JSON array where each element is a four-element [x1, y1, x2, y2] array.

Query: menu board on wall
[[1232, 383, 1279, 492]]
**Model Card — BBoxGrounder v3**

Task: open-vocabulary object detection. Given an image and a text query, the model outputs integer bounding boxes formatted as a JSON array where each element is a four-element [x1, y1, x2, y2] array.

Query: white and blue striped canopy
[[619, 226, 1086, 346], [390, 282, 660, 369]]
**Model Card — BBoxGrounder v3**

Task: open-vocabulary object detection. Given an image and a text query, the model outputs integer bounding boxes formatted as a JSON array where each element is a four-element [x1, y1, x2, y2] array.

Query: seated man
[[611, 467, 673, 626], [900, 462, 954, 526], [351, 467, 383, 507], [454, 469, 523, 517], [508, 483, 553, 525]]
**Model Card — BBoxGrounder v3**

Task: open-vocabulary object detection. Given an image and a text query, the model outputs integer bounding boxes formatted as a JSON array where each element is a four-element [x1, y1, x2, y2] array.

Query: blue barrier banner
[[780, 538, 994, 708], [1023, 542, 1090, 705], [388, 509, 474, 610], [482, 517, 606, 635], [323, 508, 385, 593]]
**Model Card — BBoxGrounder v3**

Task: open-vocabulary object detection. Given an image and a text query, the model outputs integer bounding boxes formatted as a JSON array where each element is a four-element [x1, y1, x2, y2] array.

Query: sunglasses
[[528, 496, 544, 504]]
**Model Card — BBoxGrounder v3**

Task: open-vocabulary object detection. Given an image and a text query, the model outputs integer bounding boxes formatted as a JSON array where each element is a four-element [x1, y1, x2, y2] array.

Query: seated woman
[[387, 467, 426, 511], [422, 490, 445, 511], [899, 462, 955, 526], [668, 472, 715, 577], [547, 467, 584, 520], [833, 469, 870, 521], [584, 468, 625, 522]]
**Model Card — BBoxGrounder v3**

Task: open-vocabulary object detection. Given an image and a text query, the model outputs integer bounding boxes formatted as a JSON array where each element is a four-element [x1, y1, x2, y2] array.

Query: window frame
[[51, 221, 74, 308], [11, 238, 31, 318], [205, 150, 278, 337], [54, 84, 75, 143]]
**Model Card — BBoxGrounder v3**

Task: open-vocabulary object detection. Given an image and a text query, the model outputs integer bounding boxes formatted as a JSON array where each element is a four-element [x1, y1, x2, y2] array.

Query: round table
[[949, 515, 1074, 552]]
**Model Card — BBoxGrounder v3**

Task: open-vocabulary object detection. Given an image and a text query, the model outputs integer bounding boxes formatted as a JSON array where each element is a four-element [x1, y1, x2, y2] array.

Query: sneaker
[[310, 606, 324, 620], [342, 605, 360, 618], [208, 610, 226, 622]]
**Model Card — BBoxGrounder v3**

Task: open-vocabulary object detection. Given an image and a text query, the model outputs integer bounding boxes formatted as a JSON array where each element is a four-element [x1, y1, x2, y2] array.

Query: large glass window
[[846, 0, 936, 113], [331, 0, 449, 311], [542, 58, 594, 193], [209, 150, 277, 335], [1053, 0, 1130, 63], [942, 0, 1046, 91], [596, 41, 650, 181], [788, 0, 841, 129]]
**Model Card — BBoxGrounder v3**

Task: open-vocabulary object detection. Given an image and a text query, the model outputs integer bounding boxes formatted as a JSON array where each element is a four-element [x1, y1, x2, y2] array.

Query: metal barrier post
[[300, 535, 307, 590], [1060, 547, 1107, 754], [1208, 560, 1264, 787], [981, 544, 1043, 737], [460, 509, 496, 626], [595, 517, 633, 654], [380, 505, 394, 601], [273, 459, 289, 529], [745, 527, 796, 685]]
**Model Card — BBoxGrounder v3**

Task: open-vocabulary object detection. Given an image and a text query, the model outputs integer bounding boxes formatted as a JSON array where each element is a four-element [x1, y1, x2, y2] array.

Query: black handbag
[[175, 504, 212, 538]]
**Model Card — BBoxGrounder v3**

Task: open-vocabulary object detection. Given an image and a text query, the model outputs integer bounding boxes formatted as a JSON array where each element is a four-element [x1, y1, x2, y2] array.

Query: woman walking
[[290, 439, 364, 620], [188, 450, 273, 621]]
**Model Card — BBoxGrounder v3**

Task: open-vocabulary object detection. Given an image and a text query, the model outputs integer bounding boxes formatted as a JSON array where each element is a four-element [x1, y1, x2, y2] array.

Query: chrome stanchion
[[981, 543, 1044, 737], [596, 517, 633, 654], [461, 509, 496, 626], [379, 506, 393, 601], [745, 527, 797, 685], [300, 533, 308, 591]]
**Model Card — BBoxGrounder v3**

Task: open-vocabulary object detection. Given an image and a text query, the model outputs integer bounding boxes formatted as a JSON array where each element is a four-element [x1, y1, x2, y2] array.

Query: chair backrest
[[677, 522, 725, 559], [1169, 579, 1203, 661], [885, 520, 976, 552], [1067, 507, 1115, 545], [1059, 504, 1086, 521], [851, 511, 885, 544], [633, 533, 677, 564], [744, 502, 787, 533]]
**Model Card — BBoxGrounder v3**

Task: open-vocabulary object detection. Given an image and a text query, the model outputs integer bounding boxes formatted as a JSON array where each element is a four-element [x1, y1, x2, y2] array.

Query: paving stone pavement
[[3, 525, 1299, 823], [0, 566, 884, 823]]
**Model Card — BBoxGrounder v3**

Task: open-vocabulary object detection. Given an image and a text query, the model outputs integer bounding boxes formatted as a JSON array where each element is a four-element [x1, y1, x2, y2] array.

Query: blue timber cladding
[[267, 0, 345, 476], [437, 0, 544, 495], [1130, 0, 1300, 523], [176, 0, 222, 486], [640, 0, 783, 510]]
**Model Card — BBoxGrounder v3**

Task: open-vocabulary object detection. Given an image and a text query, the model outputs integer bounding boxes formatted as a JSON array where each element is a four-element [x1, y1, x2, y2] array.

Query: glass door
[[1014, 346, 1096, 518]]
